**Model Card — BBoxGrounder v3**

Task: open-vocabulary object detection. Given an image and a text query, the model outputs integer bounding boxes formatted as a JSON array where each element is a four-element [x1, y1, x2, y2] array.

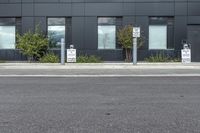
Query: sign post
[[133, 38, 137, 65], [132, 27, 140, 65], [60, 38, 65, 65]]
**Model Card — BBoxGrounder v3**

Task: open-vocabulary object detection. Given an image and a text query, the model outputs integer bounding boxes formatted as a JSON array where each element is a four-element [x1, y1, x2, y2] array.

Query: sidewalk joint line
[[0, 74, 200, 78]]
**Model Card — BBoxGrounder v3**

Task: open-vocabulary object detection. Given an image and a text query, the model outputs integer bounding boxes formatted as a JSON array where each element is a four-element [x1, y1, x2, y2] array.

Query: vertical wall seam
[[33, 0, 35, 31]]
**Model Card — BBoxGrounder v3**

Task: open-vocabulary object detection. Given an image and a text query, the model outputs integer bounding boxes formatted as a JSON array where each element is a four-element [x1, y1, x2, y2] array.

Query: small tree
[[16, 26, 48, 62], [117, 25, 144, 62]]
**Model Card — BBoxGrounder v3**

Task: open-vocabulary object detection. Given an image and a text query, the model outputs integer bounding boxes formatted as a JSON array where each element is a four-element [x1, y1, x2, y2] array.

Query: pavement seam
[[0, 74, 200, 77]]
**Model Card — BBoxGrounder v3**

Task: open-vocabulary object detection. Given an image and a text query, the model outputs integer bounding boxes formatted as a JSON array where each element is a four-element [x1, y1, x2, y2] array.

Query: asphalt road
[[0, 77, 200, 133]]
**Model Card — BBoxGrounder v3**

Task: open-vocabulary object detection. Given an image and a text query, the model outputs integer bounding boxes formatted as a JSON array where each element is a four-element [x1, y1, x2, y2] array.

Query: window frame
[[47, 17, 66, 50], [148, 25, 167, 50], [0, 18, 19, 50], [148, 16, 175, 50], [98, 25, 116, 50], [97, 17, 122, 50]]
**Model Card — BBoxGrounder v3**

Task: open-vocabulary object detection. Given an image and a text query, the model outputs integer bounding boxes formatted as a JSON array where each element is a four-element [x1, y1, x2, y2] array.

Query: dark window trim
[[0, 17, 22, 50], [47, 17, 72, 50], [97, 17, 123, 50], [148, 16, 174, 50]]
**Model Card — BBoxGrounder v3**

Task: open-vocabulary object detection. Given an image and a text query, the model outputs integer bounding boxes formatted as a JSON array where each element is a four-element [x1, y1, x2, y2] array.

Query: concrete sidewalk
[[0, 63, 200, 77], [0, 62, 200, 69]]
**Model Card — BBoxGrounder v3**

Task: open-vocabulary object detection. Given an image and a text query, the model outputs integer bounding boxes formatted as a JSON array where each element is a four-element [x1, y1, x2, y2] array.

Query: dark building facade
[[0, 0, 200, 61]]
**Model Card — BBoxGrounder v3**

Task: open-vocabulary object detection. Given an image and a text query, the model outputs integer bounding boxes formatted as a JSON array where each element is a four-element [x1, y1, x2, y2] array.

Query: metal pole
[[61, 38, 65, 65], [133, 37, 137, 65]]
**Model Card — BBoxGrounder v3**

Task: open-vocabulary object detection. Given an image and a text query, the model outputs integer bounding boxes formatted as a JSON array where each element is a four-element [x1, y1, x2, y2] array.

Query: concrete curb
[[0, 63, 200, 69]]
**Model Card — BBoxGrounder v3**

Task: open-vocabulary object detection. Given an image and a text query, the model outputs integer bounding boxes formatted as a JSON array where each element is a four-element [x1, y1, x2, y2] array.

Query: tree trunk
[[125, 48, 128, 62], [125, 48, 132, 62], [128, 48, 132, 62], [27, 56, 33, 63]]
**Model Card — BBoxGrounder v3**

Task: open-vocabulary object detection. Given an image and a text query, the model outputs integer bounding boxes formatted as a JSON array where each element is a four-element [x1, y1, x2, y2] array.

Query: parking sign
[[67, 49, 76, 63], [181, 49, 191, 63], [133, 27, 140, 38]]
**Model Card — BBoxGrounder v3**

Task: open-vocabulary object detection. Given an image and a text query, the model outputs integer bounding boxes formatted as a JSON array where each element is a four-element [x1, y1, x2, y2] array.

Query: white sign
[[67, 49, 76, 63], [181, 49, 191, 63], [133, 27, 141, 38]]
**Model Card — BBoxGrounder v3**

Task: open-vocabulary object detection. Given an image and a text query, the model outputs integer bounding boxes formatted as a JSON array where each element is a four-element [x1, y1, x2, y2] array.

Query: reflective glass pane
[[0, 26, 15, 49], [48, 18, 65, 26], [48, 26, 65, 48], [149, 25, 167, 49], [0, 18, 15, 26], [98, 26, 116, 49], [98, 18, 116, 25]]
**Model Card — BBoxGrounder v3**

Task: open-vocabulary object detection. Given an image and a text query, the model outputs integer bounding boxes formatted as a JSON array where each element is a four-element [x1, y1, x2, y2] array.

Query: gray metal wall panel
[[135, 0, 174, 1], [188, 16, 200, 24], [123, 16, 135, 26], [71, 0, 84, 2], [85, 0, 123, 2], [0, 4, 21, 16], [72, 3, 85, 16], [35, 0, 59, 2], [22, 0, 33, 2], [85, 3, 123, 16], [84, 17, 97, 50], [22, 4, 34, 16], [22, 17, 34, 33], [60, 0, 71, 2], [174, 16, 187, 50], [0, 50, 26, 61], [34, 4, 71, 16], [188, 2, 200, 15], [135, 16, 149, 50], [9, 0, 21, 3], [123, 3, 135, 16], [72, 17, 84, 50], [35, 17, 47, 34], [0, 0, 9, 3], [175, 2, 187, 15], [187, 25, 200, 62], [135, 3, 175, 16]]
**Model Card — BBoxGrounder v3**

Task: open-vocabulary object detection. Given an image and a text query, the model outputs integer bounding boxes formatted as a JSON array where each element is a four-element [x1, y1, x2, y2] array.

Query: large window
[[0, 18, 16, 49], [149, 25, 167, 49], [48, 18, 65, 48], [149, 17, 174, 50], [98, 17, 116, 49]]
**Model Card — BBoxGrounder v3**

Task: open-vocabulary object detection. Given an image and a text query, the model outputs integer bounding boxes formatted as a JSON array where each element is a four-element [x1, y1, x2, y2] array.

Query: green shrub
[[77, 55, 88, 63], [0, 60, 5, 63], [16, 25, 48, 62], [39, 53, 59, 63], [145, 53, 181, 62], [172, 58, 181, 62], [145, 53, 170, 62], [77, 55, 102, 63]]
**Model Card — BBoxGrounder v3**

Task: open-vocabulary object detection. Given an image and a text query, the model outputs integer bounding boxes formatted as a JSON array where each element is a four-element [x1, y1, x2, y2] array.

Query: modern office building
[[0, 0, 200, 61]]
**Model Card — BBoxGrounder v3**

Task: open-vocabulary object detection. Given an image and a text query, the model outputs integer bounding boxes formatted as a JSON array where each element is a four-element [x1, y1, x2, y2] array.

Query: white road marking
[[0, 74, 199, 77]]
